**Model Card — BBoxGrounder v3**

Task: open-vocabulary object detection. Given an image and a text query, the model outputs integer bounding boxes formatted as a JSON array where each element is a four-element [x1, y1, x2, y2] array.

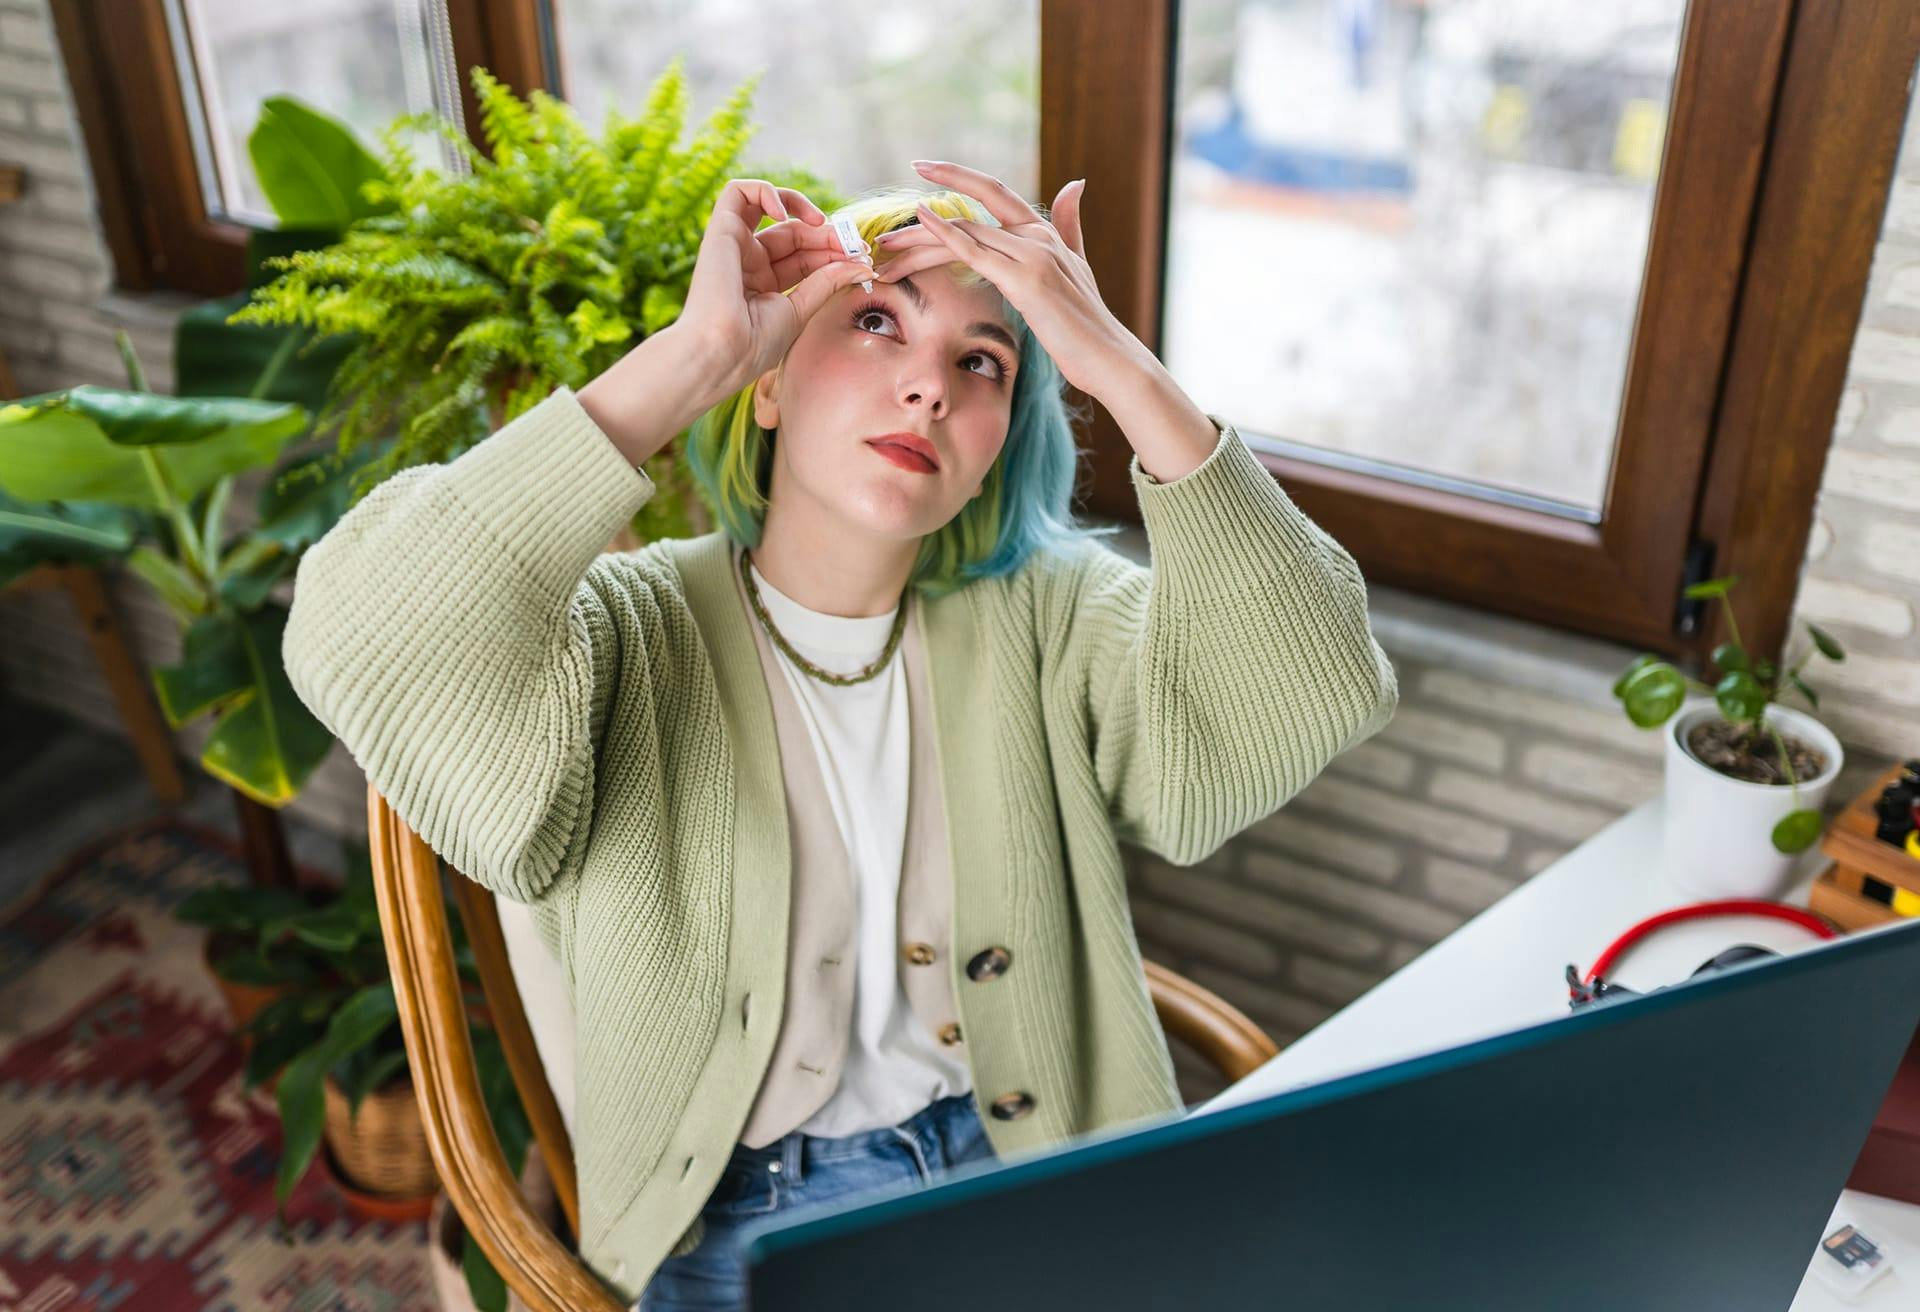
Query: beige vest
[[732, 550, 965, 1148]]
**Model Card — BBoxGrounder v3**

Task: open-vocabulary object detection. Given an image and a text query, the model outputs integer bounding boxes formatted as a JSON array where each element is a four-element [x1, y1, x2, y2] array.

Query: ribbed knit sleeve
[[1051, 416, 1398, 867], [283, 386, 656, 903]]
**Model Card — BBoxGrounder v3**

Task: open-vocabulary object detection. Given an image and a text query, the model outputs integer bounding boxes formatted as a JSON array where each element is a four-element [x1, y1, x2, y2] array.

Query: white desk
[[1194, 797, 1918, 1309]]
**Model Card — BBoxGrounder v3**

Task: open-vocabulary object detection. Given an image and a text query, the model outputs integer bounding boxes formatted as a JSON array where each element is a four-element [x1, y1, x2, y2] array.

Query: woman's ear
[[752, 368, 781, 431]]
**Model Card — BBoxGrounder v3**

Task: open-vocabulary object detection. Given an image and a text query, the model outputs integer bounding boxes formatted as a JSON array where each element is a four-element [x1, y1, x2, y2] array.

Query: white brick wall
[[2, 2, 1914, 1107]]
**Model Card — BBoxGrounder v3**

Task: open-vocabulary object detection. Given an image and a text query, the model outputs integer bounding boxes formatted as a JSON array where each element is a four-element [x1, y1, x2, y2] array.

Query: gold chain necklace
[[738, 547, 909, 687]]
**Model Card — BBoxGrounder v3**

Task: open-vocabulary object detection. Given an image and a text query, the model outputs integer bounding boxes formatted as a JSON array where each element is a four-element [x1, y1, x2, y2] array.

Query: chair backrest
[[369, 780, 1282, 1311], [368, 784, 623, 1312]]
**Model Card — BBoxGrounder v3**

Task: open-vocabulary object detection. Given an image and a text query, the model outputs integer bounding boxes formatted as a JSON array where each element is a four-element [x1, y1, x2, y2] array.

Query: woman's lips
[[866, 440, 938, 474]]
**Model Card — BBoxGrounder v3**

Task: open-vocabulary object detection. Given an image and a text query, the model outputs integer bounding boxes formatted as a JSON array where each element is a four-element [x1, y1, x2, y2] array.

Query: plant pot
[[1663, 697, 1844, 898], [427, 1148, 562, 1311], [322, 1073, 440, 1203], [321, 1140, 438, 1223]]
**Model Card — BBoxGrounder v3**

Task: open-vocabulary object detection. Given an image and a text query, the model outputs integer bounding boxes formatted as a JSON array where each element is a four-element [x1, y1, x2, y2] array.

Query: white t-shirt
[[743, 551, 974, 1139]]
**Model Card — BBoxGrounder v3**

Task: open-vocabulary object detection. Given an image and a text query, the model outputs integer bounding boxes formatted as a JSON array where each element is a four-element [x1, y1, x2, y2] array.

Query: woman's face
[[752, 261, 1022, 543]]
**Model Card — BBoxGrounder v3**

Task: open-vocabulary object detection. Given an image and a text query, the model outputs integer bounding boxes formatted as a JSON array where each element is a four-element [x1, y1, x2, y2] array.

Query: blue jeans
[[635, 1092, 997, 1310]]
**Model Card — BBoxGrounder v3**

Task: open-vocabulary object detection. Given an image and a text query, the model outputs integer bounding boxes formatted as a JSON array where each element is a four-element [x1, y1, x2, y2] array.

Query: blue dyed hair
[[684, 182, 1120, 600]]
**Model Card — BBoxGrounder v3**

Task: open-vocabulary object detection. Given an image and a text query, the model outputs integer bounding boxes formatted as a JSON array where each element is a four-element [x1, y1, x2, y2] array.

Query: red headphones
[[1565, 899, 1839, 1009]]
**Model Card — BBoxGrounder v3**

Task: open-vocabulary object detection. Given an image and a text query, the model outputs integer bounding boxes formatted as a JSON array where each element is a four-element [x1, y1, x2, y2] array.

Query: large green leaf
[[252, 441, 387, 552], [194, 606, 336, 806], [175, 291, 356, 407], [248, 95, 393, 229], [152, 612, 252, 727], [153, 606, 332, 804], [0, 388, 307, 509], [462, 1225, 510, 1312], [126, 545, 213, 624], [0, 487, 139, 586], [215, 543, 296, 611], [273, 982, 400, 1210]]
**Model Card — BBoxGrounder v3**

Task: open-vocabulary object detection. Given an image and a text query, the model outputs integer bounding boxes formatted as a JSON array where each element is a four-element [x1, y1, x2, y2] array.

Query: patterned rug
[[0, 817, 438, 1310]]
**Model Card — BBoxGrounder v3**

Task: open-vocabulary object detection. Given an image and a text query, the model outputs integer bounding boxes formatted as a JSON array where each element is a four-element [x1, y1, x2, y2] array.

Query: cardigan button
[[903, 941, 937, 966], [990, 1090, 1035, 1121], [937, 1021, 963, 1046], [966, 946, 1012, 982]]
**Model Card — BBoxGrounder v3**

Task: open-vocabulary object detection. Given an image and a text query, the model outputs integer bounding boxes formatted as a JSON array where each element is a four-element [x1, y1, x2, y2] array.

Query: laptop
[[736, 916, 1920, 1311]]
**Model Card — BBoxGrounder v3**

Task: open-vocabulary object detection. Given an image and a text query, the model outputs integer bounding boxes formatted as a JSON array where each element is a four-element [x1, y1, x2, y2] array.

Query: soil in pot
[[1686, 719, 1829, 786]]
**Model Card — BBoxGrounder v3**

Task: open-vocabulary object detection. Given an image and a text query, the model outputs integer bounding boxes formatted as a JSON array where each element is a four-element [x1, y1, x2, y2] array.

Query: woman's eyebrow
[[890, 275, 1022, 361]]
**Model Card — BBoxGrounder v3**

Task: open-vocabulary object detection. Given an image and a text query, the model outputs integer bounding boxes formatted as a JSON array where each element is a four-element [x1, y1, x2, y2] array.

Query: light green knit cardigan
[[282, 384, 1398, 1302]]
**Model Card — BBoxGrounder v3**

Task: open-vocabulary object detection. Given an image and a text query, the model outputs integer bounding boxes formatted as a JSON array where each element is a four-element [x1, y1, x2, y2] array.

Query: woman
[[283, 162, 1398, 1310]]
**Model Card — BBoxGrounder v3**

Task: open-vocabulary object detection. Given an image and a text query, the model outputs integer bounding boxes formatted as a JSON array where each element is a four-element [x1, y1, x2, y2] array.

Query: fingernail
[[911, 159, 937, 171]]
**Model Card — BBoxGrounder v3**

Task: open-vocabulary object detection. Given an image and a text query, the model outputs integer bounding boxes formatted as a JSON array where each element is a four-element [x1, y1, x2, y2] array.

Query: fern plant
[[230, 59, 841, 541]]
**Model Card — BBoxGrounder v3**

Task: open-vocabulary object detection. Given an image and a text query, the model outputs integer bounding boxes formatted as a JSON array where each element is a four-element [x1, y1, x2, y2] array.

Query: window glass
[[552, 0, 1040, 202], [166, 0, 458, 227], [1166, 0, 1689, 516]]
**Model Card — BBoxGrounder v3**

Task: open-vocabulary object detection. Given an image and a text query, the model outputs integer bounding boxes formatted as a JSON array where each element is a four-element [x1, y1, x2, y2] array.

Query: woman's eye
[[852, 304, 1006, 383]]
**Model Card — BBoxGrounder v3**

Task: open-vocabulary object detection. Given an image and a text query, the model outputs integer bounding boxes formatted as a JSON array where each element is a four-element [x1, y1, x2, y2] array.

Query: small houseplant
[[176, 840, 532, 1312], [1612, 574, 1847, 897]]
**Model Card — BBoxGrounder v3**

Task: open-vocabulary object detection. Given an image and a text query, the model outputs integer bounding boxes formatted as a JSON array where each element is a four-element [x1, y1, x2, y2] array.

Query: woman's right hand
[[678, 178, 876, 399]]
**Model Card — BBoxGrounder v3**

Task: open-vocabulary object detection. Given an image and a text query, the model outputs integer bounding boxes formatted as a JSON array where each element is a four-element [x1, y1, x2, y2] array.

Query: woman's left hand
[[872, 161, 1150, 400]]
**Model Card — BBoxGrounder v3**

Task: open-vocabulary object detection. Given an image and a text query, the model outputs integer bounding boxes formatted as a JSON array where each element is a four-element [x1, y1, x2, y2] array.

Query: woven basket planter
[[323, 1073, 439, 1201]]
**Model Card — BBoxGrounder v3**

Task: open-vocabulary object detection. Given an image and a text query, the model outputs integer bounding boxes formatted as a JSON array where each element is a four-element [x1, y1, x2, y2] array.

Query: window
[[551, 1, 1039, 200], [51, 0, 1919, 662], [168, 0, 463, 229], [48, 0, 544, 293], [1166, 0, 1686, 518], [1045, 0, 1916, 667]]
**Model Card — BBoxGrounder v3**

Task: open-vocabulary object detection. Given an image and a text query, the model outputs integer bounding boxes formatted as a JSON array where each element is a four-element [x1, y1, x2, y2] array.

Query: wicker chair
[[368, 780, 1282, 1312]]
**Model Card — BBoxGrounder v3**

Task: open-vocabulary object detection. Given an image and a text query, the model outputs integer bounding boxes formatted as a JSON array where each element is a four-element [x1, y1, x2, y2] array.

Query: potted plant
[[0, 95, 379, 883], [175, 878, 344, 1049], [227, 58, 843, 540], [1612, 574, 1848, 898], [0, 339, 346, 828], [182, 838, 532, 1309]]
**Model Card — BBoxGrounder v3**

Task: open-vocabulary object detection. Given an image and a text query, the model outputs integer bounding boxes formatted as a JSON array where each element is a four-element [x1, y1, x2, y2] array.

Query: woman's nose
[[898, 363, 949, 417]]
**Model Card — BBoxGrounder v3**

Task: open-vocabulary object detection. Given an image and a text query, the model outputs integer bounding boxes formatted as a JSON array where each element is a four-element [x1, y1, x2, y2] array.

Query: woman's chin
[[836, 480, 952, 538]]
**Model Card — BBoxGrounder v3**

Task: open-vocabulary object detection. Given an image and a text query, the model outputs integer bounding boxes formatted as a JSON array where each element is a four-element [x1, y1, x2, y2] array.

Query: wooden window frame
[[47, 0, 553, 298], [51, 0, 1916, 663], [1044, 0, 1919, 665]]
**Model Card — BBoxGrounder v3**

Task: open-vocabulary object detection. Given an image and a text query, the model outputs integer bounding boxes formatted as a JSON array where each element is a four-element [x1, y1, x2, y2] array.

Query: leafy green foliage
[[1612, 574, 1847, 735], [231, 59, 844, 537], [1772, 807, 1824, 854], [185, 841, 529, 1245], [1611, 573, 1850, 851]]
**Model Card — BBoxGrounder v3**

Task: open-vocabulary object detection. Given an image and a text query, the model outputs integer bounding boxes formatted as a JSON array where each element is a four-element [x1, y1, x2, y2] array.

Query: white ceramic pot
[[1662, 697, 1844, 899]]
